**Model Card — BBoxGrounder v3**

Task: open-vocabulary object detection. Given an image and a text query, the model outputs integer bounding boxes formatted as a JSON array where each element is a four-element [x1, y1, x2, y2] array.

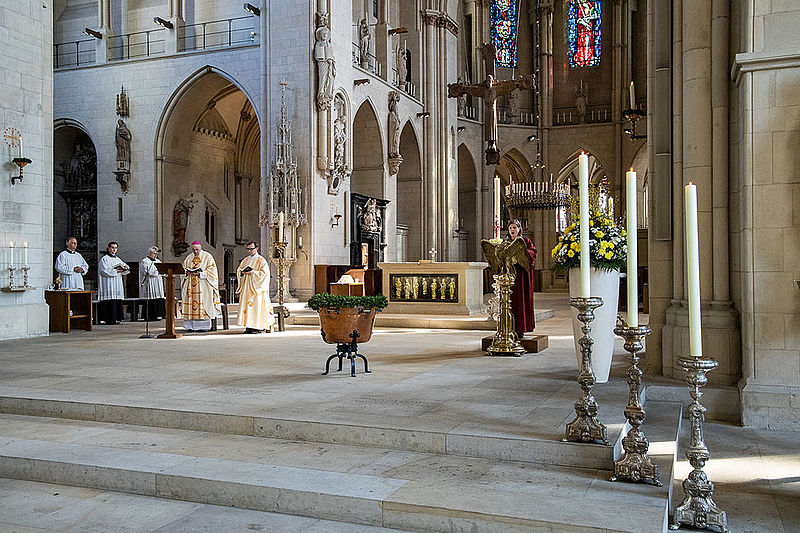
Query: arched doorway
[[53, 121, 97, 288], [396, 122, 422, 261], [157, 70, 261, 272], [457, 144, 479, 261], [351, 99, 384, 198]]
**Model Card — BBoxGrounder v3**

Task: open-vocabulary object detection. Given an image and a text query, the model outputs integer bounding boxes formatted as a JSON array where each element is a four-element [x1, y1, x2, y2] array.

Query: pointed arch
[[458, 143, 480, 260], [396, 121, 423, 260], [351, 98, 385, 198], [557, 148, 608, 185]]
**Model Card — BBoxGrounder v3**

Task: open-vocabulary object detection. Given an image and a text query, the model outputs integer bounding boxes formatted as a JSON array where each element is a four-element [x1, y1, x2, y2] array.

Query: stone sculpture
[[172, 197, 197, 256], [396, 41, 407, 89], [115, 119, 132, 171], [314, 12, 335, 111], [358, 17, 371, 69]]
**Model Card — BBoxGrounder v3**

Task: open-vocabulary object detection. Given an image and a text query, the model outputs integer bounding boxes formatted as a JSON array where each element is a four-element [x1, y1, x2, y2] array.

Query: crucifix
[[428, 248, 437, 263], [447, 43, 534, 165]]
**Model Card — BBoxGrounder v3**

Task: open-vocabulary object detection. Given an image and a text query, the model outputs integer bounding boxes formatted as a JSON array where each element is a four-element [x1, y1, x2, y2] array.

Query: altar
[[377, 262, 488, 316]]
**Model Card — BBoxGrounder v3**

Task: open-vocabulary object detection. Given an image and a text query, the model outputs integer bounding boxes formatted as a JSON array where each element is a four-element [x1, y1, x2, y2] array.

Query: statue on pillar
[[387, 91, 403, 175], [314, 12, 335, 111], [575, 79, 588, 123], [115, 119, 132, 171], [396, 40, 407, 89], [358, 16, 371, 69]]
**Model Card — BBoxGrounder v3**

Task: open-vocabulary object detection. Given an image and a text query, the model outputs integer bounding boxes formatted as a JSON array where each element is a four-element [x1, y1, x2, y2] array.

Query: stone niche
[[349, 193, 390, 269]]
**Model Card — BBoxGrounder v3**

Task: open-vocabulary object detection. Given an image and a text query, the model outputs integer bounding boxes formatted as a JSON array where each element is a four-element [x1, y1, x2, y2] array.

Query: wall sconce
[[527, 134, 537, 142], [153, 17, 173, 29], [622, 108, 647, 140], [11, 157, 31, 185], [331, 213, 342, 227], [84, 27, 103, 39], [243, 3, 261, 16], [354, 78, 370, 86], [417, 112, 430, 118], [388, 27, 408, 35], [457, 126, 466, 132]]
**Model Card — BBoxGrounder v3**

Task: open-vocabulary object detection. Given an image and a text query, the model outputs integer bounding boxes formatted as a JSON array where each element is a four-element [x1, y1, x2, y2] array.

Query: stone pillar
[[167, 0, 184, 54], [375, 0, 389, 82], [95, 0, 111, 63], [422, 10, 439, 255]]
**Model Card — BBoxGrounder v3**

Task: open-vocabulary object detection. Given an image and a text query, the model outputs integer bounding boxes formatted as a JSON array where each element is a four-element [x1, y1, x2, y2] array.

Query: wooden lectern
[[156, 262, 184, 339]]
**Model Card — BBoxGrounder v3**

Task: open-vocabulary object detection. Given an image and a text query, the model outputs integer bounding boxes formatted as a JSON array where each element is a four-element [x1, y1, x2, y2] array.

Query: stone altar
[[378, 262, 488, 316]]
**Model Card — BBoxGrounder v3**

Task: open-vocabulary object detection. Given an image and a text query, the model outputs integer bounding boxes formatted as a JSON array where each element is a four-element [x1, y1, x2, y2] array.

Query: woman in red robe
[[508, 220, 537, 338]]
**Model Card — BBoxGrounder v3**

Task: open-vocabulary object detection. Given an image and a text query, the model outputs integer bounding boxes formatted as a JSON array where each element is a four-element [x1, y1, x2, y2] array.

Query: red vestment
[[511, 236, 537, 334]]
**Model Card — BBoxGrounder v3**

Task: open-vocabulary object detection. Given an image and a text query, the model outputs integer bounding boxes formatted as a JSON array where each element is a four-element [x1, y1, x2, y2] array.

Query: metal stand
[[671, 356, 728, 532], [322, 330, 371, 377], [611, 324, 661, 485], [139, 298, 154, 339], [486, 271, 525, 356], [271, 241, 293, 332], [563, 296, 609, 445]]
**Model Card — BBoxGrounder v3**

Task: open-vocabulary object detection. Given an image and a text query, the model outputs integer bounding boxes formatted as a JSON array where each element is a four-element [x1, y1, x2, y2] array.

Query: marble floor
[[0, 293, 796, 532]]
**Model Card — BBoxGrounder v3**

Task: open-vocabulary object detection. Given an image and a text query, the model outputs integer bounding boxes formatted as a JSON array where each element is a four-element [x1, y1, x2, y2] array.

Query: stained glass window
[[567, 0, 602, 68], [490, 0, 518, 68]]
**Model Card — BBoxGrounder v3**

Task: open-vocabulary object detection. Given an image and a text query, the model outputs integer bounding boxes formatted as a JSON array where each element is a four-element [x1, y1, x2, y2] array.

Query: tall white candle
[[23, 242, 28, 267], [8, 242, 14, 269], [278, 211, 285, 242], [685, 183, 702, 356], [493, 176, 501, 240], [578, 153, 590, 298], [626, 169, 638, 327], [629, 81, 636, 109]]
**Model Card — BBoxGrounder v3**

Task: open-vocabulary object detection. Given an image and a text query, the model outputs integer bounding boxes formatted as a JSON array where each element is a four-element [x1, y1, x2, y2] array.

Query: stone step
[[0, 410, 678, 533], [289, 309, 556, 330], [0, 388, 632, 470]]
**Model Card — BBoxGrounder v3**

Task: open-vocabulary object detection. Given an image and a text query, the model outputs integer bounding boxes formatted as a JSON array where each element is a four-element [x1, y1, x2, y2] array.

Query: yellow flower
[[604, 251, 614, 259], [567, 250, 575, 258], [607, 242, 615, 249], [596, 230, 605, 238]]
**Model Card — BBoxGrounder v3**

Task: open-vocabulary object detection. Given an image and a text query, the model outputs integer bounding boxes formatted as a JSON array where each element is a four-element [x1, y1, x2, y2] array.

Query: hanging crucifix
[[447, 43, 534, 166]]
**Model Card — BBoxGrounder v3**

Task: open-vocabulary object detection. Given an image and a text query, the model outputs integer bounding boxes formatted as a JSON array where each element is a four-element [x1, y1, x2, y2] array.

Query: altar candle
[[578, 153, 590, 298], [626, 169, 638, 326], [685, 183, 702, 356], [298, 236, 302, 248], [278, 211, 285, 242], [493, 176, 501, 240], [8, 242, 14, 269], [23, 242, 28, 267], [629, 81, 636, 109]]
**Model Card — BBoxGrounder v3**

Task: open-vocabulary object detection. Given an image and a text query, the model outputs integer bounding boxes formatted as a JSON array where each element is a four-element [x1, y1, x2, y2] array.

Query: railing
[[458, 105, 477, 120], [391, 69, 417, 98], [108, 29, 166, 60], [497, 106, 537, 126], [54, 39, 95, 68], [553, 105, 613, 126], [352, 42, 382, 77], [182, 16, 257, 52]]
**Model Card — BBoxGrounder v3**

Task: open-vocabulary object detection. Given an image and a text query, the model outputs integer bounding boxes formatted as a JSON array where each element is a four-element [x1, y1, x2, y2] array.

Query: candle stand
[[271, 241, 293, 332], [486, 271, 525, 356], [610, 323, 661, 486], [670, 355, 728, 532], [563, 296, 609, 445]]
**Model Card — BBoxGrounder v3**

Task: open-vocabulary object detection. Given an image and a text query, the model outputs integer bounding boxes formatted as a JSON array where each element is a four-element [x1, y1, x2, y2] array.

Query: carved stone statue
[[115, 119, 132, 170], [359, 198, 382, 233], [172, 197, 197, 256], [456, 75, 466, 117], [314, 12, 335, 111], [575, 79, 588, 123], [396, 41, 407, 89], [329, 94, 351, 195], [358, 17, 371, 69], [508, 90, 520, 120], [388, 91, 401, 159], [65, 141, 96, 191]]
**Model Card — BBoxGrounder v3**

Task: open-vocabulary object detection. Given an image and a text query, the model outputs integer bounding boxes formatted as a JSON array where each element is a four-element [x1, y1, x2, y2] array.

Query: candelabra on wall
[[267, 79, 307, 305]]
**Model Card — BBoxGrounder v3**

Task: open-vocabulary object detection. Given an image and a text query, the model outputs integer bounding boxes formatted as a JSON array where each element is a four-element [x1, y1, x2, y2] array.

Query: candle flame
[[630, 81, 634, 86], [9, 242, 13, 247], [688, 181, 693, 185], [629, 167, 634, 172]]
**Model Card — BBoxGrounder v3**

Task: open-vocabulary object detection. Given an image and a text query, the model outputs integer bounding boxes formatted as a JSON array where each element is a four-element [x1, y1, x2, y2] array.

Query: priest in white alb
[[97, 241, 130, 324], [181, 241, 221, 332], [139, 245, 166, 321], [54, 236, 89, 289], [236, 241, 274, 333]]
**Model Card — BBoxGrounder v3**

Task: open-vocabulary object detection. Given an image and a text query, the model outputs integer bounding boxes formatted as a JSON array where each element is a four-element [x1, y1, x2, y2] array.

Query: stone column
[[95, 0, 111, 63], [422, 10, 439, 255], [167, 0, 184, 54], [375, 0, 389, 82]]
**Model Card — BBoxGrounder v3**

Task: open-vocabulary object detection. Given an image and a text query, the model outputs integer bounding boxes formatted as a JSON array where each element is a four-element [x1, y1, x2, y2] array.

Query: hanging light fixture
[[504, 0, 568, 211]]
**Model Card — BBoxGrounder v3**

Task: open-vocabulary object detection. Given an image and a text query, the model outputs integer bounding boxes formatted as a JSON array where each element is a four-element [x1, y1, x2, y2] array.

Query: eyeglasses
[[246, 247, 256, 250]]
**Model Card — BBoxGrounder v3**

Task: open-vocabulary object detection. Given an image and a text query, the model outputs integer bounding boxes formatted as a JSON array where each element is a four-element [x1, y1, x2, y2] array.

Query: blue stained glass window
[[490, 0, 519, 68], [567, 0, 602, 68]]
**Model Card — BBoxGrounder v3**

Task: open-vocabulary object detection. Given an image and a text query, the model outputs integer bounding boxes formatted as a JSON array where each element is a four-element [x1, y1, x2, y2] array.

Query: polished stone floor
[[0, 293, 796, 532]]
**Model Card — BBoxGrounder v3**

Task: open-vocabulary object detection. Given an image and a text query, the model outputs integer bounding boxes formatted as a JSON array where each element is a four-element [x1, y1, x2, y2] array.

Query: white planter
[[569, 267, 620, 383]]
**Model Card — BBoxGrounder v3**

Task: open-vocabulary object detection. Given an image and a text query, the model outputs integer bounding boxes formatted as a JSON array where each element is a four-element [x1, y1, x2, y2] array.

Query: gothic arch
[[351, 98, 385, 198], [396, 122, 423, 260], [556, 148, 608, 185], [457, 143, 480, 260]]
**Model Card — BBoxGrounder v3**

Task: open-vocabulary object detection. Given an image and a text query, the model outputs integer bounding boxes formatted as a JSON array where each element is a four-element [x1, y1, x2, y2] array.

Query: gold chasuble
[[181, 250, 221, 324], [236, 254, 275, 330]]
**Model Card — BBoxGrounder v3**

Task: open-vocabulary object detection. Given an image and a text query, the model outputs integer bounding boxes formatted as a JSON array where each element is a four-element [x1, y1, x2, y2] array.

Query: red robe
[[511, 236, 537, 334]]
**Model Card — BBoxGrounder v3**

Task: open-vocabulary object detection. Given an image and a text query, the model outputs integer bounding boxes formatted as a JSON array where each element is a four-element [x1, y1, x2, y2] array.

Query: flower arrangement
[[308, 293, 388, 311], [551, 185, 627, 274]]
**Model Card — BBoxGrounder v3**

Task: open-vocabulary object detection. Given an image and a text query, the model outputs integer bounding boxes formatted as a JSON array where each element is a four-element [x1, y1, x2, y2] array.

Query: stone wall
[[0, 0, 54, 339]]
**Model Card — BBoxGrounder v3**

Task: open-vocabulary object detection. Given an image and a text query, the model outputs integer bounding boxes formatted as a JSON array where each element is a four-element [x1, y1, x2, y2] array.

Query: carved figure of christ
[[447, 43, 534, 165]]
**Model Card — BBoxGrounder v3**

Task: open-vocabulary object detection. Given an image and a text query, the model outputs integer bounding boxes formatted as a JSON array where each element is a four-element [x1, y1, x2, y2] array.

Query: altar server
[[139, 246, 166, 321], [507, 220, 537, 338], [97, 241, 130, 324], [236, 241, 274, 333], [54, 236, 89, 289], [181, 241, 221, 332]]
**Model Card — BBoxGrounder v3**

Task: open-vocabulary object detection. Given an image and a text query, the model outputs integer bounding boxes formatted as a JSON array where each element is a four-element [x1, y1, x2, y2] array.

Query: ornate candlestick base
[[7, 266, 16, 289], [271, 241, 295, 332], [22, 266, 30, 288], [670, 356, 728, 532], [563, 296, 609, 445], [610, 324, 661, 486], [486, 271, 525, 356]]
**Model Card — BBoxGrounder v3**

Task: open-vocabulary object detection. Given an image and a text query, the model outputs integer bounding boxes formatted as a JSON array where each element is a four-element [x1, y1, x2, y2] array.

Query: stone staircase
[[0, 394, 681, 532]]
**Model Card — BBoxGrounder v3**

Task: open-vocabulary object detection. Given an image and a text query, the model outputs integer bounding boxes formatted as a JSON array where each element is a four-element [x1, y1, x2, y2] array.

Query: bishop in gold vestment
[[236, 242, 274, 333], [181, 241, 221, 331]]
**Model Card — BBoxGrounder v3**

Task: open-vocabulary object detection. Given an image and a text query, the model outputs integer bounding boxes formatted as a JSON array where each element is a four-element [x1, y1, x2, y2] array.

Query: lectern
[[156, 262, 184, 339]]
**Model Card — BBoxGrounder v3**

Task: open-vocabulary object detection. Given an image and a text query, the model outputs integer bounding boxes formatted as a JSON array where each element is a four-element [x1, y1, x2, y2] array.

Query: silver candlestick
[[7, 265, 16, 289], [670, 355, 728, 532], [611, 323, 661, 486], [21, 266, 30, 287], [563, 296, 609, 445]]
